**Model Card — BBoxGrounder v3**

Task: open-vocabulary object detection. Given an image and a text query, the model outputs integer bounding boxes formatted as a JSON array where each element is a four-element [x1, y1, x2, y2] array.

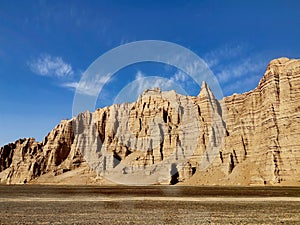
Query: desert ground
[[0, 185, 299, 224]]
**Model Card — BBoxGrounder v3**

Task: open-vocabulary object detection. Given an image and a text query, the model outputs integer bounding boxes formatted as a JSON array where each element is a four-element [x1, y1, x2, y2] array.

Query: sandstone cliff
[[0, 57, 299, 185], [187, 57, 300, 186]]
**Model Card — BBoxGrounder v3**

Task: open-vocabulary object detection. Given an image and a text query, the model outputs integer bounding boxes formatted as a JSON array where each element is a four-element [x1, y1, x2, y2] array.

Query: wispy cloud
[[28, 54, 73, 77], [223, 74, 262, 95], [29, 53, 113, 97], [134, 71, 174, 94], [129, 70, 197, 99], [172, 70, 188, 82], [62, 82, 79, 89], [204, 44, 245, 67], [114, 71, 186, 104], [62, 73, 112, 96], [216, 58, 265, 84], [204, 44, 268, 95], [135, 70, 192, 93]]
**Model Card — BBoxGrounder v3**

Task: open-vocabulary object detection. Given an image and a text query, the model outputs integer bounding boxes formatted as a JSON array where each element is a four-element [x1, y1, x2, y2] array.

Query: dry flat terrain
[[0, 185, 299, 224]]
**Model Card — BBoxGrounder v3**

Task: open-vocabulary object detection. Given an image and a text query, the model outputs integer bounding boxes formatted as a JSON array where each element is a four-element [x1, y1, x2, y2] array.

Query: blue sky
[[0, 0, 299, 146]]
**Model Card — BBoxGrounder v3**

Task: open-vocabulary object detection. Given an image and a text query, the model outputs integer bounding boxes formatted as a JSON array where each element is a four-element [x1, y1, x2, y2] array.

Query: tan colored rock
[[0, 57, 299, 185], [185, 57, 300, 186]]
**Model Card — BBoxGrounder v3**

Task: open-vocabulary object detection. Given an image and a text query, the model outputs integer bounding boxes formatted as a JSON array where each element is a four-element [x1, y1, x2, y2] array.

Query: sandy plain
[[0, 185, 299, 225]]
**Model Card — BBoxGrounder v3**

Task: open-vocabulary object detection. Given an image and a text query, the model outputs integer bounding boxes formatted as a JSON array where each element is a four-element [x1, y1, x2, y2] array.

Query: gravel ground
[[0, 185, 299, 225]]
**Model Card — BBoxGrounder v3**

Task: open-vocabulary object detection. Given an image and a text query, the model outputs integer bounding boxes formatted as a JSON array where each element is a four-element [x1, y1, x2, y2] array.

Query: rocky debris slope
[[0, 57, 299, 185]]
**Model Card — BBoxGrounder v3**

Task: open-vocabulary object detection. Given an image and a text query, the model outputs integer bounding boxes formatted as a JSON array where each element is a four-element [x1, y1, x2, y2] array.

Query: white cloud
[[113, 71, 181, 105], [204, 44, 245, 67], [62, 73, 112, 96], [223, 74, 261, 95], [169, 54, 209, 78], [184, 60, 206, 76], [133, 71, 174, 94], [132, 70, 194, 96], [29, 54, 73, 77], [216, 59, 265, 84], [62, 82, 79, 89], [172, 70, 188, 82], [135, 70, 144, 80], [204, 44, 268, 95], [129, 70, 196, 98]]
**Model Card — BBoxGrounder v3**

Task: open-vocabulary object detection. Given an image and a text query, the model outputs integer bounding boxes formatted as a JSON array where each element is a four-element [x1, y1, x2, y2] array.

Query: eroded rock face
[[0, 120, 80, 184], [69, 87, 222, 185], [0, 58, 299, 185], [218, 57, 300, 185], [0, 138, 43, 184]]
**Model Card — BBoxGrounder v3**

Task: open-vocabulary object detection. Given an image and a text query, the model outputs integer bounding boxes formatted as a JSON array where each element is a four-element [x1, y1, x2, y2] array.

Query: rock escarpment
[[190, 57, 300, 185], [0, 57, 299, 185]]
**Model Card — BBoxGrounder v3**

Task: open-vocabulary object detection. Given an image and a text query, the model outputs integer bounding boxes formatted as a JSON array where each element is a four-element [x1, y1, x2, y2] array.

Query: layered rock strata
[[0, 57, 299, 185]]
